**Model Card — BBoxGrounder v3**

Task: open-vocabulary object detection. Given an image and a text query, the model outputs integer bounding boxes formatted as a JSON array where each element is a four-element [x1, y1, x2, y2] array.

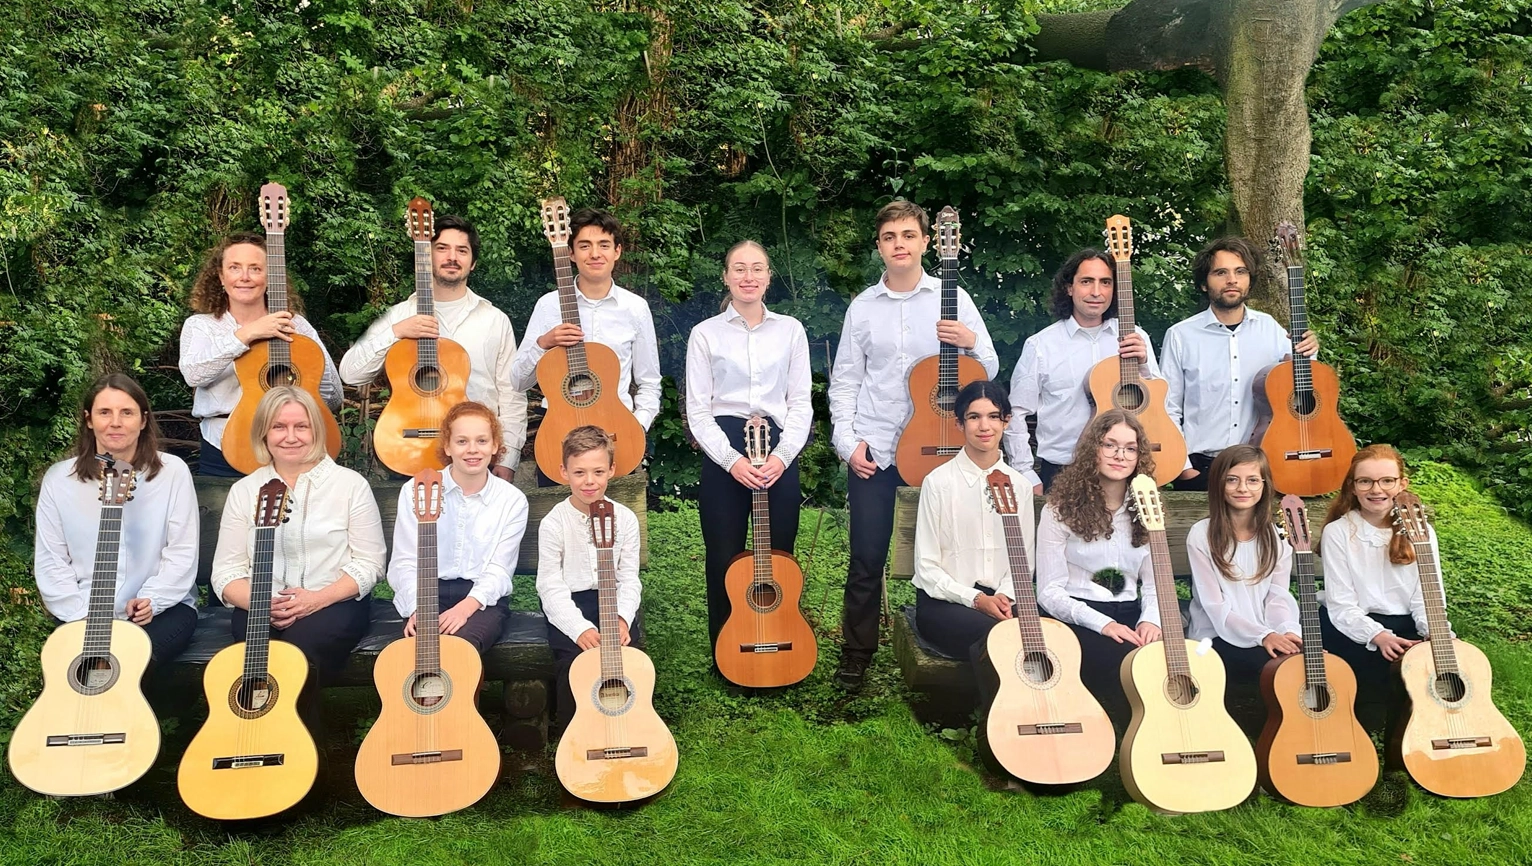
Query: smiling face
[[570, 225, 621, 285], [221, 242, 267, 307], [1205, 249, 1252, 312], [1068, 258, 1115, 326], [1095, 422, 1140, 481], [265, 400, 315, 471], [87, 387, 145, 462], [1221, 460, 1266, 514], [444, 414, 496, 480], [432, 228, 475, 289], [875, 216, 929, 278], [561, 447, 614, 507], [959, 397, 1007, 459], [1353, 456, 1408, 523], [723, 245, 770, 307]]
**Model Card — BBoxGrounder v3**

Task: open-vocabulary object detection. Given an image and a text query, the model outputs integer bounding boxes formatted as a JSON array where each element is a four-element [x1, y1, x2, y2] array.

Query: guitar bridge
[[1160, 751, 1226, 765], [402, 428, 441, 439], [45, 733, 126, 747], [1432, 737, 1492, 750], [1284, 449, 1333, 461], [919, 446, 963, 456], [211, 753, 285, 769], [1296, 752, 1353, 765], [739, 642, 793, 653], [391, 749, 463, 766], [1017, 723, 1083, 736], [585, 746, 649, 761]]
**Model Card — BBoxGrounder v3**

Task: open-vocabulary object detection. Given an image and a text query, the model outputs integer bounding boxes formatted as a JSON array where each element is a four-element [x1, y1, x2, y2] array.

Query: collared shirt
[[33, 454, 199, 621], [510, 281, 662, 429], [1034, 501, 1160, 633], [1161, 307, 1298, 457], [828, 272, 999, 468], [1004, 317, 1165, 485], [535, 498, 642, 642], [387, 465, 528, 617], [1320, 510, 1442, 649], [1185, 518, 1299, 648], [684, 303, 813, 471], [338, 288, 529, 470], [912, 450, 1035, 607], [179, 312, 343, 449], [210, 457, 387, 604]]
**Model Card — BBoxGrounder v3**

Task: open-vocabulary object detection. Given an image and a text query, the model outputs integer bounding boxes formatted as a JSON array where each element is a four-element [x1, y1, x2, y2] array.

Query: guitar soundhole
[[563, 372, 601, 408], [407, 671, 451, 713], [231, 675, 279, 719], [1165, 673, 1199, 707], [1433, 672, 1467, 703], [1021, 651, 1055, 685], [748, 581, 782, 613], [1114, 382, 1146, 412], [413, 365, 442, 395], [927, 383, 957, 418], [1302, 683, 1333, 715], [1287, 390, 1318, 419], [596, 677, 633, 714], [69, 654, 119, 696], [264, 364, 299, 389]]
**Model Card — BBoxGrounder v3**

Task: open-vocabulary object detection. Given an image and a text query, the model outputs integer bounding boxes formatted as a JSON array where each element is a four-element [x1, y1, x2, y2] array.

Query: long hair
[[1204, 444, 1279, 583], [435, 400, 507, 467], [189, 232, 306, 317], [71, 373, 165, 482], [249, 386, 329, 467], [1323, 443, 1415, 565], [1049, 249, 1118, 321], [1048, 410, 1155, 546], [721, 240, 771, 313]]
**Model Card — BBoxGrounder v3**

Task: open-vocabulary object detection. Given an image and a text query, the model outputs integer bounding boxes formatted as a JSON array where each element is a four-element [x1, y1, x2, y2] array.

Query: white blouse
[[535, 498, 642, 642], [387, 467, 528, 617], [684, 304, 813, 471], [1320, 510, 1440, 649], [912, 451, 1035, 607], [1185, 518, 1300, 648], [1034, 501, 1160, 633]]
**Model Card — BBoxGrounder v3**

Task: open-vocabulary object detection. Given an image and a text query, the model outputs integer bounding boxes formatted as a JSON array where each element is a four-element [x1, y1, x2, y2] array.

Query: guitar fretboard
[[1286, 264, 1312, 396], [415, 522, 441, 674], [1114, 259, 1141, 385], [1411, 538, 1459, 676], [242, 525, 277, 684], [414, 239, 438, 369], [937, 253, 960, 398], [1292, 550, 1330, 689], [552, 245, 589, 375], [595, 537, 625, 683], [1147, 529, 1190, 677], [81, 503, 125, 658], [751, 486, 772, 591], [999, 511, 1047, 657], [266, 230, 291, 370]]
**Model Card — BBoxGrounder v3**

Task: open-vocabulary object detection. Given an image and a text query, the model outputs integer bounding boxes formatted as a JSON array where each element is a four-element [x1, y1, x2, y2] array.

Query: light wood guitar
[[1088, 216, 1187, 487], [894, 206, 988, 486], [982, 469, 1115, 784], [1256, 494, 1378, 806], [555, 499, 677, 803], [178, 479, 319, 819], [1119, 474, 1256, 813], [223, 182, 342, 474], [1393, 491, 1525, 797], [8, 461, 159, 796], [532, 197, 646, 480], [373, 198, 472, 475], [356, 469, 500, 816], [1252, 222, 1356, 496], [715, 416, 818, 687]]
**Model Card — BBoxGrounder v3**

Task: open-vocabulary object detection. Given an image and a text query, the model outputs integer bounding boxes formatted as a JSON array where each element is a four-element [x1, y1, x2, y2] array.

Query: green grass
[[4, 463, 1532, 864]]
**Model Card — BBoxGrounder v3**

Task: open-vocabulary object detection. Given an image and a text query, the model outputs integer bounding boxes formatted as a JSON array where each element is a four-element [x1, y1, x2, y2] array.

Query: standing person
[[1160, 237, 1319, 490], [1004, 249, 1165, 493], [34, 373, 199, 667], [179, 232, 342, 476], [686, 240, 812, 650], [339, 215, 528, 480], [828, 200, 1000, 691]]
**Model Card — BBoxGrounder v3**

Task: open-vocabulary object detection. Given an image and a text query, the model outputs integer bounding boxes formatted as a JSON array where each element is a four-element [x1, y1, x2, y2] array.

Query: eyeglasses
[[1354, 477, 1401, 491], [1223, 476, 1265, 489], [1099, 442, 1139, 458], [728, 265, 769, 277]]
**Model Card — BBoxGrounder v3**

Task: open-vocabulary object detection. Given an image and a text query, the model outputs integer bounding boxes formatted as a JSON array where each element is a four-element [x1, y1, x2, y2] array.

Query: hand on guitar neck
[[390, 315, 440, 340], [537, 322, 584, 349], [1116, 330, 1149, 363], [730, 454, 785, 489], [234, 310, 297, 346], [934, 319, 976, 349], [576, 618, 631, 651]]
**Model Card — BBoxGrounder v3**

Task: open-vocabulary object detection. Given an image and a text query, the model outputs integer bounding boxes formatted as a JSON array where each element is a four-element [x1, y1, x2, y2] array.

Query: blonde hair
[[250, 386, 329, 466]]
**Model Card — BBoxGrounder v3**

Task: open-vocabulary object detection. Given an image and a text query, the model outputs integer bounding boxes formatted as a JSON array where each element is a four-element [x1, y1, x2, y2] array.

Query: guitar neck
[[1292, 551, 1330, 689], [999, 512, 1048, 656], [1114, 259, 1141, 383], [751, 486, 772, 581], [266, 230, 292, 367], [595, 542, 624, 682], [1147, 529, 1191, 672], [938, 254, 960, 378], [1286, 264, 1312, 395], [243, 525, 278, 682], [81, 503, 125, 657], [415, 522, 441, 672], [552, 243, 588, 373], [414, 238, 438, 365], [1411, 538, 1459, 674]]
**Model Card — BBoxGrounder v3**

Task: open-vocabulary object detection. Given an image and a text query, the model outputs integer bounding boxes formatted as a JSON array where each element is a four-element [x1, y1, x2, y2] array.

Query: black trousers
[[1319, 607, 1419, 735], [914, 589, 1002, 713], [55, 603, 198, 671], [197, 434, 244, 478], [842, 463, 903, 662], [547, 589, 646, 731], [1037, 459, 1066, 493], [1172, 452, 1219, 492], [1063, 599, 1143, 729], [423, 578, 510, 655], [699, 416, 801, 647], [1212, 637, 1278, 737]]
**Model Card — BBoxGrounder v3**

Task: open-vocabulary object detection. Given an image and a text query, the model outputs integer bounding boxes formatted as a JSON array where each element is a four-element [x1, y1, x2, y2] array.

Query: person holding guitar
[[828, 200, 999, 690], [179, 231, 343, 477]]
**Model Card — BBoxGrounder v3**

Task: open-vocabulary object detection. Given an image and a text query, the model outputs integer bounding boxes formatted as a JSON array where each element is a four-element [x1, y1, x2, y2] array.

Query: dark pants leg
[[1319, 607, 1418, 736], [1212, 637, 1276, 737], [1065, 599, 1142, 730], [435, 579, 510, 655], [142, 603, 198, 669], [1036, 459, 1067, 493], [1174, 452, 1219, 492], [548, 590, 646, 732], [231, 598, 372, 734], [842, 464, 903, 664], [915, 589, 1003, 714], [197, 435, 244, 478], [535, 465, 561, 488]]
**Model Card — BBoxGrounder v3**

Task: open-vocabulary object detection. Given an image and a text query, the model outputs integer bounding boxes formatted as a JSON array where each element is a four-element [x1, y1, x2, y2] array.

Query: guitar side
[[715, 550, 818, 688], [894, 353, 989, 487], [1397, 638, 1526, 798], [555, 645, 678, 803], [533, 343, 646, 479], [1086, 367, 1187, 487], [373, 337, 473, 476], [1256, 651, 1378, 807], [1253, 360, 1357, 497], [222, 335, 343, 475]]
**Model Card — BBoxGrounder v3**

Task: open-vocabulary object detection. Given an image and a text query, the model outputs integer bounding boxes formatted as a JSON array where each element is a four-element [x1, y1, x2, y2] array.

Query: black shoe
[[835, 655, 869, 692]]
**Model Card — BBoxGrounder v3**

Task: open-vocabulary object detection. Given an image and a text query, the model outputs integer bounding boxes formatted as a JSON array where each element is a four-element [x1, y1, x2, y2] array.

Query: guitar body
[[894, 353, 989, 487], [1397, 638, 1526, 798], [715, 550, 818, 688], [1253, 360, 1357, 496], [534, 342, 646, 479], [355, 634, 500, 816], [555, 645, 678, 803], [984, 617, 1114, 785], [1256, 651, 1378, 806], [1118, 639, 1256, 813], [374, 337, 472, 476], [178, 640, 318, 820], [223, 335, 342, 475], [1087, 363, 1186, 488], [7, 621, 159, 796]]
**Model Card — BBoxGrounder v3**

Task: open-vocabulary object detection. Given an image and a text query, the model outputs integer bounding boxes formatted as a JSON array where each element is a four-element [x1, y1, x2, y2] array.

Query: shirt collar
[[1345, 510, 1392, 548], [574, 278, 624, 306], [724, 302, 779, 326], [1063, 316, 1121, 338], [952, 449, 1008, 488], [1195, 306, 1246, 331], [870, 271, 940, 299]]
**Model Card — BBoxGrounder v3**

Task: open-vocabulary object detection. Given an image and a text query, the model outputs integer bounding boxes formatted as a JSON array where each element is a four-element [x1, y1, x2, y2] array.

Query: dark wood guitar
[[222, 182, 342, 474], [894, 206, 988, 486], [1393, 491, 1525, 797], [1252, 222, 1356, 496], [373, 198, 472, 476], [532, 196, 646, 480], [1088, 215, 1187, 487], [1256, 494, 1378, 806], [715, 416, 817, 687]]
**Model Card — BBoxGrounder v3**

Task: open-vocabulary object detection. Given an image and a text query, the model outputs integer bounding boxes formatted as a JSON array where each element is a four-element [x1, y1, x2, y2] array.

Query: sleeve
[[827, 303, 866, 463], [1320, 520, 1388, 647], [178, 315, 247, 388], [338, 304, 404, 386], [957, 290, 1000, 378], [337, 476, 386, 598], [1188, 525, 1273, 646], [685, 326, 742, 472], [472, 488, 526, 609], [1139, 326, 1166, 381], [911, 482, 979, 607], [1134, 541, 1162, 627], [293, 315, 343, 411], [1034, 507, 1112, 633], [1003, 339, 1043, 489], [774, 322, 814, 468], [387, 481, 418, 617], [210, 480, 256, 605], [1264, 543, 1301, 636], [493, 316, 529, 472], [139, 462, 199, 615], [615, 506, 643, 627], [630, 301, 663, 430], [32, 469, 88, 622], [1161, 326, 1186, 430], [509, 295, 555, 390], [536, 512, 596, 641]]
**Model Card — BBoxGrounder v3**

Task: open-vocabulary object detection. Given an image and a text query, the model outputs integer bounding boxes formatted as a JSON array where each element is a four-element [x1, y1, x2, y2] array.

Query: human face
[[560, 448, 614, 507], [222, 243, 267, 307], [87, 388, 145, 462], [1221, 461, 1265, 513], [432, 228, 475, 288], [1068, 258, 1115, 326], [959, 398, 1007, 458], [723, 246, 770, 307], [444, 414, 495, 479], [1206, 250, 1251, 311], [1352, 457, 1407, 523], [875, 217, 929, 276], [1095, 423, 1139, 481], [570, 226, 621, 284], [265, 401, 315, 470]]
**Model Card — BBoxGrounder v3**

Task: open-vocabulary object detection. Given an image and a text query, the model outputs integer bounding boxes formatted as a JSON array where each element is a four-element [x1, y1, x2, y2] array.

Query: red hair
[[1323, 443, 1415, 565], [435, 401, 506, 466]]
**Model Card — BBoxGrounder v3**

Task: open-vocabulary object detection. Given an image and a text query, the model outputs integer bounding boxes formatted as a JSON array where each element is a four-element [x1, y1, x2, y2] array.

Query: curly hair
[[1323, 443, 1416, 566], [189, 232, 306, 317], [1047, 410, 1156, 546], [1049, 248, 1118, 321]]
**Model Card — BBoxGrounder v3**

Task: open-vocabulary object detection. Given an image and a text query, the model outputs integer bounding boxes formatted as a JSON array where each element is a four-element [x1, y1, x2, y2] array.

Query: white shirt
[[1320, 510, 1440, 649], [387, 466, 528, 617], [1004, 316, 1165, 485], [912, 451, 1035, 607], [1185, 518, 1300, 647], [535, 499, 642, 642], [1161, 307, 1297, 456], [179, 312, 343, 449], [210, 457, 386, 604], [828, 272, 999, 468], [1034, 501, 1160, 633], [338, 288, 530, 470], [510, 282, 662, 429], [33, 455, 199, 621], [685, 304, 813, 471]]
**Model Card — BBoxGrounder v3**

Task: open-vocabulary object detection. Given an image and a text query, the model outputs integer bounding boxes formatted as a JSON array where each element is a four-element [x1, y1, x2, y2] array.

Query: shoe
[[835, 655, 869, 692]]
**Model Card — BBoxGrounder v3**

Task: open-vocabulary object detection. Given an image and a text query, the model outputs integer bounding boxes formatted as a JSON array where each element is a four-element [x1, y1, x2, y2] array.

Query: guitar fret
[[83, 503, 125, 656], [416, 523, 440, 673], [244, 526, 277, 683], [1412, 542, 1459, 674], [752, 488, 771, 584], [1293, 551, 1330, 688], [1000, 514, 1048, 655], [1115, 259, 1142, 384], [266, 232, 291, 368], [1149, 531, 1190, 676], [1287, 265, 1312, 393], [415, 239, 438, 366], [938, 255, 959, 391], [552, 247, 589, 375]]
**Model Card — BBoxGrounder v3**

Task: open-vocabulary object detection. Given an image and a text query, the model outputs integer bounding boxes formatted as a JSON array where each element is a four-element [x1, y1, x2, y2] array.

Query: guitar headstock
[[1274, 221, 1304, 267], [407, 197, 435, 242], [1278, 493, 1311, 553], [411, 468, 444, 523], [97, 461, 136, 506], [743, 415, 772, 469], [1127, 474, 1165, 532], [1105, 214, 1133, 263], [541, 196, 571, 248], [1392, 491, 1431, 544], [260, 183, 289, 234], [935, 206, 961, 259], [985, 469, 1018, 516], [254, 479, 291, 529], [588, 499, 616, 550]]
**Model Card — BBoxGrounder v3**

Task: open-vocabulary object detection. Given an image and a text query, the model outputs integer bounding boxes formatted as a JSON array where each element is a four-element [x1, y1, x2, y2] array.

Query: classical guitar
[[894, 206, 988, 486], [1252, 222, 1356, 496], [178, 479, 319, 820], [356, 469, 500, 816], [532, 196, 646, 480], [1087, 215, 1187, 487], [7, 461, 159, 797], [1119, 474, 1256, 813], [555, 500, 678, 803], [373, 198, 472, 476], [982, 470, 1115, 785], [715, 415, 818, 687], [222, 182, 343, 475], [1393, 491, 1525, 797], [1256, 494, 1378, 806]]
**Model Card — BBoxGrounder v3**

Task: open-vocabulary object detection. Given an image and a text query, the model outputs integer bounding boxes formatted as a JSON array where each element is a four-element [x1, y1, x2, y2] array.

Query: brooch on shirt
[[1092, 568, 1127, 594]]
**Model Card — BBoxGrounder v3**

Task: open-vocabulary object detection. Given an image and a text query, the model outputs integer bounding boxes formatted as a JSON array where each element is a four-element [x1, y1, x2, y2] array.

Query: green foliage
[[0, 548, 49, 748]]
